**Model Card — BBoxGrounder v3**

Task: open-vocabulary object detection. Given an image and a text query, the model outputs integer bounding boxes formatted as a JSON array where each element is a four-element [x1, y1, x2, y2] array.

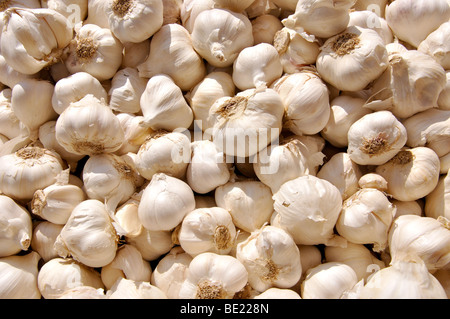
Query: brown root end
[[73, 141, 104, 155], [214, 225, 231, 251], [217, 96, 248, 118], [390, 150, 414, 165], [31, 189, 46, 216], [332, 33, 360, 56], [0, 0, 11, 12], [273, 29, 290, 55], [114, 160, 134, 181], [360, 133, 389, 156], [76, 37, 98, 62], [16, 147, 45, 160], [262, 259, 279, 282], [196, 279, 226, 299], [112, 0, 134, 17]]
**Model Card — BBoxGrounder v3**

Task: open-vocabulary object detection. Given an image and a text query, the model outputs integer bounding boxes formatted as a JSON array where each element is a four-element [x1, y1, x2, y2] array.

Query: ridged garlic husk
[[253, 134, 325, 194], [358, 258, 447, 299], [358, 173, 388, 192], [321, 95, 372, 148], [178, 207, 237, 257], [37, 257, 104, 299], [271, 68, 330, 136], [137, 23, 206, 91], [365, 50, 447, 119], [0, 7, 73, 75], [207, 87, 284, 158], [64, 23, 124, 82], [215, 179, 274, 233], [282, 0, 356, 39], [108, 67, 147, 114], [251, 14, 283, 45], [186, 140, 231, 194], [317, 152, 363, 201], [151, 246, 192, 299], [348, 10, 393, 45], [0, 146, 65, 201], [40, 0, 88, 23], [425, 171, 450, 220], [55, 94, 125, 156], [388, 215, 450, 273], [105, 0, 164, 44], [58, 286, 107, 299], [178, 252, 248, 299], [232, 43, 283, 91], [190, 8, 253, 68], [253, 287, 301, 299], [316, 26, 388, 92], [0, 54, 38, 89], [31, 221, 64, 262], [121, 39, 150, 69], [0, 195, 32, 257], [375, 147, 440, 202], [101, 244, 152, 290], [135, 130, 191, 181], [347, 110, 407, 166], [273, 27, 320, 74], [272, 175, 346, 246], [0, 251, 41, 299], [141, 76, 193, 132], [0, 88, 27, 140], [385, 0, 450, 48], [418, 21, 450, 70], [84, 0, 110, 28], [180, 0, 214, 32], [106, 277, 167, 299], [301, 262, 359, 299], [236, 225, 302, 292], [186, 71, 235, 129], [138, 173, 196, 231], [336, 188, 395, 252], [54, 199, 119, 268]]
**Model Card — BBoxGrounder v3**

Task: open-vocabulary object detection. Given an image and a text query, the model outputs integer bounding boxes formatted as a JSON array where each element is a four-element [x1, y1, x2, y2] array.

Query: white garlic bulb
[[105, 0, 164, 44], [54, 199, 119, 268], [106, 277, 168, 299], [37, 257, 104, 299], [126, 227, 174, 261], [438, 71, 450, 110], [190, 8, 253, 68], [0, 89, 27, 140], [0, 251, 41, 299], [253, 287, 301, 299], [0, 194, 32, 257], [358, 173, 388, 192], [84, 0, 110, 28], [180, 0, 215, 33], [347, 10, 393, 45], [121, 39, 150, 69], [393, 199, 423, 219], [236, 225, 302, 292], [58, 286, 107, 299], [418, 21, 450, 70], [30, 221, 64, 262], [55, 94, 125, 156], [40, 0, 88, 23], [114, 113, 152, 155], [425, 171, 450, 220], [138, 173, 196, 231], [211, 0, 255, 12], [375, 147, 441, 202], [215, 179, 274, 233], [137, 23, 206, 91], [347, 111, 407, 166], [178, 252, 248, 299], [353, 0, 388, 16], [251, 14, 283, 45]]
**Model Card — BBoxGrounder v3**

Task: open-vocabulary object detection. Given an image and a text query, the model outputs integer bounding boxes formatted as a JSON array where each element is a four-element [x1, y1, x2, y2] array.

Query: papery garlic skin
[[105, 0, 164, 44], [418, 21, 450, 70], [375, 147, 440, 202], [425, 171, 450, 220], [106, 277, 167, 299], [41, 0, 88, 23], [358, 173, 388, 192], [252, 14, 283, 45], [253, 287, 301, 299], [236, 225, 301, 292], [180, 0, 215, 33], [85, 0, 110, 28], [0, 55, 38, 89], [0, 89, 27, 140], [212, 0, 255, 12], [115, 113, 153, 155], [58, 286, 107, 299], [31, 221, 64, 262], [108, 67, 147, 114], [126, 227, 174, 261], [121, 39, 150, 69], [0, 195, 32, 257], [178, 252, 248, 299], [392, 199, 423, 219], [0, 251, 41, 299], [347, 10, 393, 45], [438, 71, 450, 110]]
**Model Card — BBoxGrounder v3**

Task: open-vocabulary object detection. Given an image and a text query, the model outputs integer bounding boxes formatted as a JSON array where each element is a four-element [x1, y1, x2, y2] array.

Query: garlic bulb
[[236, 225, 302, 292], [207, 87, 284, 158], [271, 68, 330, 136], [138, 173, 196, 231], [0, 146, 65, 201], [54, 199, 119, 268], [140, 74, 193, 131], [151, 246, 193, 299], [178, 207, 237, 257], [358, 173, 388, 192], [58, 286, 107, 299], [232, 43, 283, 91], [252, 14, 283, 45], [347, 10, 393, 45], [0, 195, 32, 257], [418, 21, 450, 70], [105, 0, 164, 44], [108, 67, 147, 114], [30, 221, 64, 262], [37, 257, 104, 299], [135, 130, 191, 181], [0, 89, 27, 140], [101, 244, 152, 290], [297, 245, 322, 281], [121, 39, 150, 69], [438, 71, 450, 110], [282, 0, 356, 39], [388, 215, 450, 273], [178, 252, 248, 299], [115, 113, 153, 155], [301, 262, 359, 299], [180, 0, 215, 32], [353, 0, 388, 17], [317, 152, 363, 201], [126, 227, 174, 261], [321, 95, 372, 148], [162, 0, 182, 25], [84, 0, 110, 28], [211, 0, 255, 12], [0, 7, 73, 75], [0, 251, 41, 299], [190, 8, 254, 68], [0, 55, 38, 89], [385, 0, 450, 48], [64, 23, 124, 82], [347, 110, 407, 166], [316, 26, 388, 92], [106, 277, 167, 299], [393, 199, 423, 219], [253, 287, 301, 299], [215, 179, 274, 233], [375, 147, 440, 202], [137, 23, 206, 91], [41, 0, 88, 23], [272, 175, 346, 247], [55, 94, 125, 156], [425, 171, 450, 220]]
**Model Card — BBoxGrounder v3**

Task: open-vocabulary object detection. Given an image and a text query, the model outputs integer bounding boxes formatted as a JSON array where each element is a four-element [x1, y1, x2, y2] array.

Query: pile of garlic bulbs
[[0, 0, 449, 300]]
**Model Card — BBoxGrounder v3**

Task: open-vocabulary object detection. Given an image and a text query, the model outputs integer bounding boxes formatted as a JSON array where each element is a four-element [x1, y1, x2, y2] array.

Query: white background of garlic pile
[[0, 0, 449, 299]]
